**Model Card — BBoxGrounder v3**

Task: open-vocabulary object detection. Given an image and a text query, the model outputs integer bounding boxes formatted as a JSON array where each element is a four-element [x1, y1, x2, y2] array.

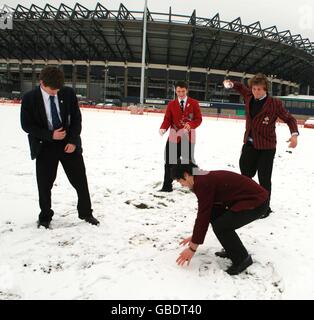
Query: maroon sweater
[[191, 170, 268, 244], [232, 81, 298, 150]]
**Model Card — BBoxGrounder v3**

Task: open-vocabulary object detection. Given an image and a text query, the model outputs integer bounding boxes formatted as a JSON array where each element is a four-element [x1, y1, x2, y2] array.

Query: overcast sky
[[2, 0, 314, 41]]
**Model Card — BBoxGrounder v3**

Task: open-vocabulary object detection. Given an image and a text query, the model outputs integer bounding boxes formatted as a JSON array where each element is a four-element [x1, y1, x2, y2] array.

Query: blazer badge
[[262, 116, 270, 125]]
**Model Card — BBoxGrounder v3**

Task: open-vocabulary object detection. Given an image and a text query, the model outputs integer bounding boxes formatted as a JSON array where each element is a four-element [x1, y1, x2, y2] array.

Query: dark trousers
[[211, 201, 269, 265], [36, 141, 92, 222], [162, 137, 195, 189], [239, 141, 276, 198]]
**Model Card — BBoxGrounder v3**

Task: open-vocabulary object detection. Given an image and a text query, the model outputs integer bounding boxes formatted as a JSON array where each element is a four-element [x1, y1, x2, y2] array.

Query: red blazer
[[160, 97, 202, 143], [191, 170, 268, 244], [232, 81, 299, 150]]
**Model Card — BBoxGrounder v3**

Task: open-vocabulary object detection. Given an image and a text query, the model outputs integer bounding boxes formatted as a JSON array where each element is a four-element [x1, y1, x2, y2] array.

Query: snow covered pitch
[[0, 105, 313, 299]]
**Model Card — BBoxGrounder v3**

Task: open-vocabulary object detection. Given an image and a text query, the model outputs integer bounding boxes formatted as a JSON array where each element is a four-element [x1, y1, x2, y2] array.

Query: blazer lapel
[[185, 98, 192, 113], [247, 95, 271, 121], [57, 90, 67, 126], [175, 99, 183, 114], [253, 96, 272, 122], [35, 86, 49, 129]]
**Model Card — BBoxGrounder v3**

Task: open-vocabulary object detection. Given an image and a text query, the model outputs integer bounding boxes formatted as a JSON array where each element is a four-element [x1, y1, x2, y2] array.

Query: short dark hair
[[170, 163, 199, 180], [39, 66, 65, 89], [175, 81, 188, 90]]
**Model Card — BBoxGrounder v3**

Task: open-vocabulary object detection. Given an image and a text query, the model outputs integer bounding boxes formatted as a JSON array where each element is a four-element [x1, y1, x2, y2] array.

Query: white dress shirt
[[257, 94, 267, 101], [178, 96, 188, 110], [40, 86, 62, 131]]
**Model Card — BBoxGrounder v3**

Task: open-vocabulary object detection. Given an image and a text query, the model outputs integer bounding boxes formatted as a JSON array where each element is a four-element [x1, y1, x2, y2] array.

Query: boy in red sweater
[[172, 163, 269, 275]]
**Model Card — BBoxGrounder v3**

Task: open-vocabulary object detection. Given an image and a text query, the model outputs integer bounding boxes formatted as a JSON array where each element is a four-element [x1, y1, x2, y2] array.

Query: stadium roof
[[1, 2, 314, 86]]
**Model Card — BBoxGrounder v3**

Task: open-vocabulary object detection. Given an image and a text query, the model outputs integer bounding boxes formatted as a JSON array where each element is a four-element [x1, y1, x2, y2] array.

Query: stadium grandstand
[[0, 2, 314, 116]]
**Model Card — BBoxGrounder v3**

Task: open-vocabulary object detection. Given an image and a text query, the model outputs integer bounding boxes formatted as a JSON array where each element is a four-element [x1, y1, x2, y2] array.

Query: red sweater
[[160, 97, 202, 143], [232, 81, 298, 150], [191, 170, 268, 244]]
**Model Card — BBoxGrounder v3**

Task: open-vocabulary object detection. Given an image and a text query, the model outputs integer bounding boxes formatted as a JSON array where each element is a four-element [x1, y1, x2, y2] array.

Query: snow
[[0, 104, 314, 300]]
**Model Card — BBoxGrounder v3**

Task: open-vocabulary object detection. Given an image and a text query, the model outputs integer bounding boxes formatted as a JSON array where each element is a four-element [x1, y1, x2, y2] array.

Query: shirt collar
[[257, 94, 267, 101], [40, 86, 57, 103], [178, 96, 188, 105]]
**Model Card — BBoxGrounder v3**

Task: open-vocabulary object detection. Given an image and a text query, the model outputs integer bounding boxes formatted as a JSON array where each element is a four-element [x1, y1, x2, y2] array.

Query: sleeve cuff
[[191, 235, 204, 245]]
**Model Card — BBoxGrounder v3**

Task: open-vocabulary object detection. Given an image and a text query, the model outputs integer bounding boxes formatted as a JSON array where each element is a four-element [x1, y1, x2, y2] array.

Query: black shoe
[[37, 220, 51, 229], [159, 186, 173, 192], [226, 255, 253, 275], [84, 215, 100, 226], [260, 207, 272, 219], [215, 250, 231, 259]]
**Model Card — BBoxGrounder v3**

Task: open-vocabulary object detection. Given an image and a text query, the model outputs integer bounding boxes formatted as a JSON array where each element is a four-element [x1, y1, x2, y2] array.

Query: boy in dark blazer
[[159, 81, 202, 192], [172, 163, 269, 275], [21, 66, 99, 228]]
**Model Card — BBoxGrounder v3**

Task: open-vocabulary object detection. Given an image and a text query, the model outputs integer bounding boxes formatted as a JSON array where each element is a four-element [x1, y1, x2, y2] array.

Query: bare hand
[[64, 143, 76, 153], [53, 127, 66, 140], [176, 248, 195, 266], [179, 236, 192, 247], [159, 129, 166, 136], [183, 123, 191, 132], [287, 135, 298, 148]]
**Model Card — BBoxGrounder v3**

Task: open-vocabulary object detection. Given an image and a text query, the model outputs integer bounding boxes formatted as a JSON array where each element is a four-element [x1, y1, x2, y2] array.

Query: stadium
[[0, 2, 314, 115], [1, 2, 314, 300]]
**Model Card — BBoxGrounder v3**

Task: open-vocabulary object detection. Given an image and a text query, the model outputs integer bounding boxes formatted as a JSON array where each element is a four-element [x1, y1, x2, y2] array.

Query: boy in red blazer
[[172, 163, 269, 275], [159, 81, 202, 192], [224, 74, 299, 218]]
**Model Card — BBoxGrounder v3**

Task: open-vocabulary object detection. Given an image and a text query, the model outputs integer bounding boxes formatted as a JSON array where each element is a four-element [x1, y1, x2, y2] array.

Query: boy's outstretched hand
[[176, 236, 198, 266]]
